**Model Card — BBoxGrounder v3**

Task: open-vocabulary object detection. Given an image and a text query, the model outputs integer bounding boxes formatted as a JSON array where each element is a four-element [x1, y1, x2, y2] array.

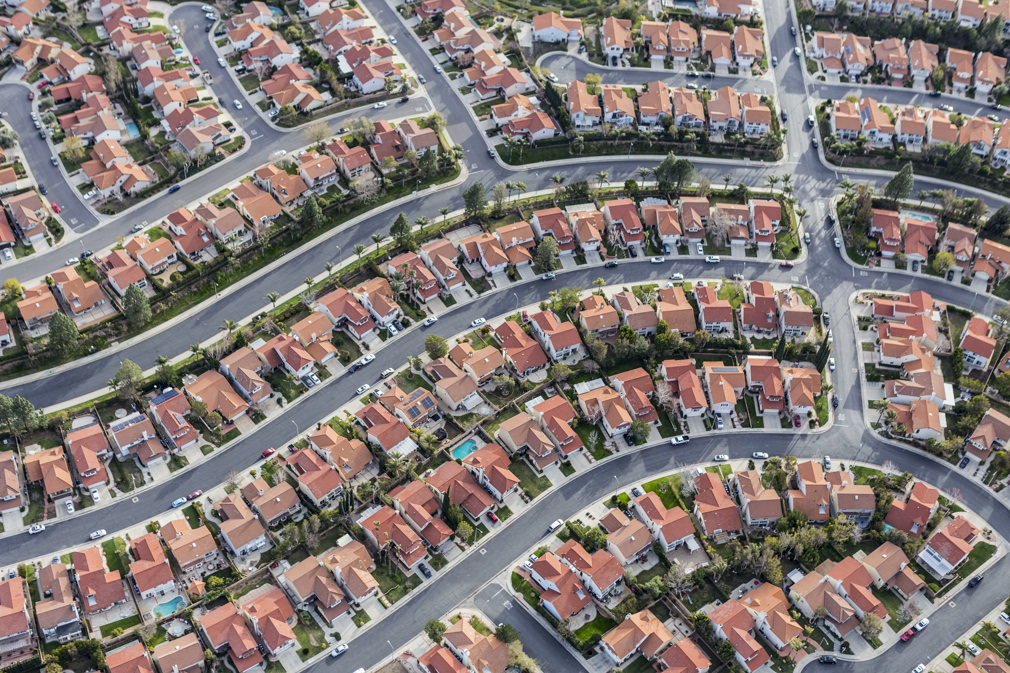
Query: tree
[[102, 52, 122, 94], [266, 292, 280, 310], [495, 623, 521, 643], [984, 205, 1010, 236], [456, 520, 474, 542], [424, 112, 447, 133], [110, 359, 145, 401], [302, 121, 329, 146], [665, 563, 694, 597], [123, 284, 152, 328], [154, 356, 181, 388], [425, 619, 447, 642], [549, 286, 581, 315], [994, 371, 1010, 399], [859, 613, 883, 641], [932, 250, 955, 274], [463, 182, 487, 219], [535, 236, 561, 272], [48, 312, 79, 356], [629, 419, 651, 443], [584, 73, 602, 94], [548, 363, 573, 382], [694, 329, 711, 349], [491, 182, 508, 215], [166, 149, 189, 174], [0, 127, 18, 149], [764, 555, 783, 585], [63, 135, 85, 162], [3, 279, 20, 299], [353, 243, 366, 270], [884, 162, 914, 205], [425, 334, 449, 359], [350, 175, 379, 201], [390, 212, 412, 246], [347, 116, 373, 144], [507, 641, 537, 673], [301, 195, 322, 230]]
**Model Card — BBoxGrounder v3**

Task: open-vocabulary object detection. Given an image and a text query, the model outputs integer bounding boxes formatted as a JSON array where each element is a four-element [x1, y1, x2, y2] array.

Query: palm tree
[[353, 243, 366, 270], [389, 279, 405, 302], [780, 174, 793, 188], [641, 129, 657, 149], [221, 320, 238, 338], [722, 174, 732, 192], [387, 454, 407, 479], [505, 181, 515, 202], [637, 167, 652, 188], [266, 292, 280, 310], [917, 190, 928, 205], [371, 233, 383, 254], [504, 136, 518, 160], [550, 174, 566, 202], [765, 174, 780, 191], [513, 181, 527, 203], [572, 136, 585, 155], [414, 216, 429, 232], [439, 207, 450, 225], [595, 171, 608, 191], [304, 277, 314, 289], [324, 262, 335, 279], [593, 277, 606, 291], [516, 137, 528, 161]]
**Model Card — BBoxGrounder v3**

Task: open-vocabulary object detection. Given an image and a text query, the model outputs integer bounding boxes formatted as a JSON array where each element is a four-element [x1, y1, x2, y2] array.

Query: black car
[[947, 269, 956, 281], [819, 656, 837, 665], [968, 575, 983, 587], [823, 314, 830, 327], [418, 563, 431, 578], [628, 246, 638, 258], [832, 394, 839, 408], [399, 96, 409, 103], [702, 72, 714, 78], [205, 25, 211, 31], [780, 110, 788, 121], [686, 70, 698, 77], [39, 130, 46, 139], [912, 260, 919, 272], [631, 487, 642, 497], [605, 260, 618, 268], [348, 363, 361, 373], [929, 90, 942, 97], [39, 184, 47, 195], [214, 29, 226, 36]]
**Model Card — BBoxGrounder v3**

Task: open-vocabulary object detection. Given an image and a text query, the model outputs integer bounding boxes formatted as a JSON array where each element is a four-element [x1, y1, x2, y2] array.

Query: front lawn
[[511, 572, 539, 609], [642, 476, 683, 509], [101, 538, 128, 574], [509, 458, 552, 498], [575, 423, 609, 460], [372, 564, 421, 603], [99, 614, 141, 637]]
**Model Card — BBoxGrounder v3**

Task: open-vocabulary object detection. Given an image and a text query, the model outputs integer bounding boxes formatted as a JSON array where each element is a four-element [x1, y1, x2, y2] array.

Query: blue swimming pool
[[125, 122, 140, 138], [452, 439, 478, 460], [269, 5, 283, 14], [152, 596, 185, 618]]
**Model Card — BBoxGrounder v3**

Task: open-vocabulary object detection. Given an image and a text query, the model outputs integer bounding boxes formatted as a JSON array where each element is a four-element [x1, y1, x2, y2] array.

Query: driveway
[[1, 508, 23, 534]]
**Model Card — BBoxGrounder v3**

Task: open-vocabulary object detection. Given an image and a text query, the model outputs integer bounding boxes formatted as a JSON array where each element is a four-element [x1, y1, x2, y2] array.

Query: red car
[[901, 629, 916, 642], [193, 56, 200, 65], [780, 261, 794, 268], [793, 415, 802, 428], [27, 92, 33, 100], [36, 80, 47, 89], [51, 203, 60, 213], [188, 490, 203, 500], [261, 447, 275, 458], [486, 511, 499, 524]]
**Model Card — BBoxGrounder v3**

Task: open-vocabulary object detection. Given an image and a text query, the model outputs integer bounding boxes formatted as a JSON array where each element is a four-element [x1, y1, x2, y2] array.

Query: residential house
[[213, 493, 268, 556], [693, 472, 743, 538]]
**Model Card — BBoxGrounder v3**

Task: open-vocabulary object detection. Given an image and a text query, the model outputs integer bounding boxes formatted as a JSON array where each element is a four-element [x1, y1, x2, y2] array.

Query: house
[[385, 252, 440, 303], [307, 426, 373, 482], [497, 411, 559, 470], [419, 646, 468, 673], [128, 533, 175, 599], [784, 366, 822, 418], [448, 341, 506, 385], [528, 553, 591, 620], [570, 209, 605, 252], [830, 100, 861, 141], [532, 12, 582, 41], [927, 109, 959, 146], [219, 347, 273, 404], [389, 478, 454, 552], [738, 583, 803, 652], [241, 479, 302, 527], [184, 371, 249, 423], [257, 333, 315, 378], [947, 48, 974, 93], [917, 515, 979, 577], [822, 557, 888, 621], [708, 600, 770, 672], [35, 561, 82, 645], [65, 424, 110, 489], [566, 81, 601, 129], [959, 316, 996, 370], [875, 38, 909, 79], [741, 93, 772, 136], [161, 520, 220, 577], [959, 116, 995, 156], [195, 202, 251, 250], [106, 412, 165, 466], [355, 403, 417, 455], [602, 85, 635, 126], [656, 286, 697, 336], [884, 481, 939, 534], [789, 571, 858, 638], [350, 277, 402, 327], [968, 407, 1010, 459], [702, 29, 732, 68], [317, 288, 376, 341], [530, 207, 576, 255], [72, 546, 127, 614], [442, 617, 509, 673], [556, 539, 623, 600], [638, 81, 673, 127], [325, 542, 379, 607], [703, 359, 745, 414], [859, 97, 895, 146], [909, 40, 939, 80], [24, 448, 72, 502], [528, 310, 582, 362], [357, 504, 428, 571], [746, 356, 788, 414], [973, 238, 1010, 283], [461, 444, 519, 502], [240, 587, 298, 659], [495, 221, 536, 267], [693, 472, 743, 538], [529, 395, 584, 459], [787, 461, 831, 522], [578, 385, 633, 437], [494, 320, 548, 378], [8, 191, 50, 245], [708, 86, 740, 133], [424, 358, 483, 412], [642, 203, 683, 250], [602, 198, 646, 249], [419, 238, 464, 294], [904, 215, 937, 263], [974, 51, 1006, 94], [733, 26, 763, 68], [632, 492, 696, 551], [827, 470, 875, 521], [659, 359, 708, 416], [655, 639, 711, 673], [896, 106, 926, 148], [602, 610, 674, 666], [576, 294, 620, 337], [611, 292, 657, 337], [611, 367, 660, 424], [733, 470, 783, 526], [107, 643, 153, 673], [862, 542, 925, 598], [0, 577, 32, 664], [124, 234, 177, 275], [842, 34, 873, 77], [286, 448, 344, 509], [672, 87, 706, 129], [777, 289, 814, 339], [602, 16, 632, 59], [642, 21, 670, 61], [457, 232, 508, 276], [152, 632, 204, 673], [694, 285, 733, 334], [885, 371, 952, 409], [426, 461, 497, 522], [199, 603, 263, 673], [213, 493, 268, 556]]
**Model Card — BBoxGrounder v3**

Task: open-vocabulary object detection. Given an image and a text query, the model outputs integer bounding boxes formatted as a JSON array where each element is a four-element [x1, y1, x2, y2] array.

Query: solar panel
[[421, 398, 435, 409], [408, 408, 420, 418]]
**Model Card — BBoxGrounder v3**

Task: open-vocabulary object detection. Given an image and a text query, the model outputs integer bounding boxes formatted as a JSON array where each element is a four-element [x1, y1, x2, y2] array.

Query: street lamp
[[292, 420, 299, 438], [513, 292, 519, 311], [335, 244, 342, 266], [627, 142, 634, 158]]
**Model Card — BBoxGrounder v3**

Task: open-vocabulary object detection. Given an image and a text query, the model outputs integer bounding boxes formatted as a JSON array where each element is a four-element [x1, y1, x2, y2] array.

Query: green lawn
[[872, 586, 911, 629], [511, 572, 540, 609], [851, 465, 884, 485], [101, 538, 128, 575], [293, 615, 327, 661], [469, 616, 493, 636], [572, 613, 615, 649], [955, 542, 997, 580], [394, 370, 431, 393], [642, 476, 683, 510], [372, 564, 422, 603], [484, 408, 519, 436], [510, 458, 552, 498], [99, 614, 141, 637], [575, 423, 609, 460], [181, 505, 201, 529]]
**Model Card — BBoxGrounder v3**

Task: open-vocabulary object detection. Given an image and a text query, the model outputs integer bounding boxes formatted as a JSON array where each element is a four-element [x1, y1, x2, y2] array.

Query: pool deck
[[450, 434, 489, 460]]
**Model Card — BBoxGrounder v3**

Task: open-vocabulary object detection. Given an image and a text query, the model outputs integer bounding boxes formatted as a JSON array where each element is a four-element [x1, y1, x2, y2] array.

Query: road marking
[[838, 414, 845, 421], [859, 271, 868, 276], [132, 497, 139, 503], [949, 601, 956, 607], [502, 600, 512, 610], [479, 548, 487, 555], [142, 221, 148, 226], [851, 368, 857, 373], [790, 275, 799, 282], [415, 106, 423, 112], [70, 218, 78, 225], [471, 162, 478, 169]]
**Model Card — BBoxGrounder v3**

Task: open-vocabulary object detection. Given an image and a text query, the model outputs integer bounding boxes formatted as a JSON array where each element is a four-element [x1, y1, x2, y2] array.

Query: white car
[[834, 237, 841, 248], [360, 354, 376, 365], [434, 66, 443, 73], [387, 323, 398, 335], [793, 46, 801, 56], [84, 189, 97, 199], [355, 384, 369, 395], [548, 73, 559, 82], [218, 57, 227, 67], [670, 435, 690, 445], [65, 501, 74, 514], [423, 316, 438, 326], [389, 35, 397, 44], [276, 150, 287, 157], [65, 258, 78, 266], [172, 25, 180, 33], [89, 529, 106, 540], [670, 272, 683, 280], [828, 358, 836, 371], [471, 317, 486, 327], [171, 497, 188, 508], [90, 488, 100, 502], [913, 666, 926, 673], [374, 101, 387, 109], [201, 4, 213, 10], [233, 100, 243, 109], [696, 242, 704, 255], [28, 524, 44, 534], [914, 618, 929, 631], [752, 452, 769, 459], [713, 454, 729, 462], [331, 644, 349, 658], [541, 272, 555, 280], [1001, 612, 1010, 624], [705, 255, 721, 263], [650, 256, 665, 264], [967, 643, 981, 656]]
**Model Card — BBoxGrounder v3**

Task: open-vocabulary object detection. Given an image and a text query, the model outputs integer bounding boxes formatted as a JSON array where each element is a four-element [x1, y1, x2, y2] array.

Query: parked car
[[360, 354, 376, 365], [171, 497, 188, 508], [793, 415, 802, 428], [604, 260, 618, 268], [947, 269, 956, 281], [261, 448, 275, 458], [541, 272, 555, 280], [28, 524, 44, 534], [90, 488, 100, 502], [803, 232, 810, 244], [471, 317, 486, 327], [713, 455, 729, 462], [671, 272, 684, 280], [50, 156, 58, 166], [218, 57, 227, 67], [65, 258, 78, 266], [819, 656, 837, 664], [302, 375, 315, 388], [387, 323, 398, 335], [960, 457, 970, 468], [418, 563, 432, 578], [1001, 612, 1010, 624], [752, 452, 769, 459], [705, 256, 720, 263], [418, 75, 426, 83], [486, 511, 499, 524], [823, 456, 832, 470], [793, 46, 801, 56], [901, 628, 916, 642], [233, 99, 243, 109], [39, 130, 46, 139], [547, 519, 564, 533], [670, 435, 689, 445], [89, 530, 106, 540], [650, 256, 665, 263], [355, 384, 369, 395], [828, 358, 836, 371], [168, 185, 181, 194], [423, 316, 438, 326], [780, 260, 794, 268], [771, 56, 777, 66], [968, 575, 983, 587], [834, 237, 841, 248], [696, 242, 704, 255], [131, 224, 143, 232], [374, 101, 386, 109], [716, 415, 724, 430], [832, 394, 839, 408], [330, 645, 349, 658]]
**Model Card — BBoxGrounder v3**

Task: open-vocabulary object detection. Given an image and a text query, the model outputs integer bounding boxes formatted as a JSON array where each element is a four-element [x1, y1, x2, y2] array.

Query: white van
[[547, 519, 564, 534]]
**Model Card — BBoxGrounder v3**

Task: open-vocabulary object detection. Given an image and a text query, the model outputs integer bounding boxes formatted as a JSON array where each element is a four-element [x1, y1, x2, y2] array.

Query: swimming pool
[[152, 596, 185, 618], [125, 122, 140, 138], [452, 439, 478, 460], [904, 211, 935, 222], [269, 5, 283, 14]]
